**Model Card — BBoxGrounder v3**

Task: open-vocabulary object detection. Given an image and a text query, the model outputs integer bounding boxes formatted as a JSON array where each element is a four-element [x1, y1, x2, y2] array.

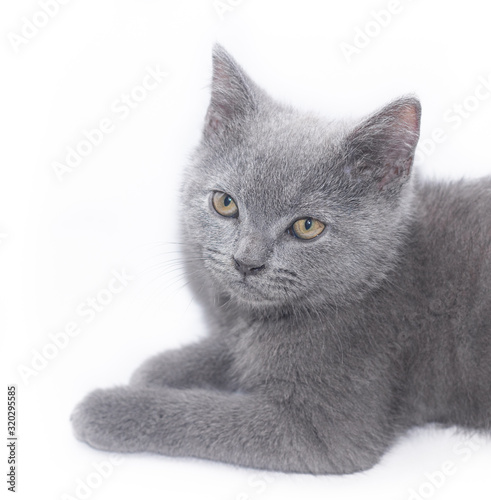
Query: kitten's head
[[181, 45, 421, 310]]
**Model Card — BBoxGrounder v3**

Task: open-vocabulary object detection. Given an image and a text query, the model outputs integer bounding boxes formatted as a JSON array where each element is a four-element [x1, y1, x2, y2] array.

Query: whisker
[[136, 268, 205, 317], [204, 247, 228, 257], [277, 268, 299, 278]]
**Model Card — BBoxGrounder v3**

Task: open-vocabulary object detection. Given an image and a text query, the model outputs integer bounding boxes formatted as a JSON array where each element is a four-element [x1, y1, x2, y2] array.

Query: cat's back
[[415, 176, 491, 276], [397, 176, 491, 428], [412, 176, 491, 318]]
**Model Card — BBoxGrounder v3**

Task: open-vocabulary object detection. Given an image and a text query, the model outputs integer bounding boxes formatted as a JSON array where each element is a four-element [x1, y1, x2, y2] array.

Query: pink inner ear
[[204, 47, 255, 138], [378, 158, 413, 190], [205, 98, 238, 137], [376, 100, 421, 189], [399, 104, 420, 134], [214, 58, 231, 87]]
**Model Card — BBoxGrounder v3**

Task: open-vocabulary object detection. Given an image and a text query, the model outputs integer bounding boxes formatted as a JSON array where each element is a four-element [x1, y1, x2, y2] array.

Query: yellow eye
[[291, 217, 325, 240], [212, 191, 239, 218]]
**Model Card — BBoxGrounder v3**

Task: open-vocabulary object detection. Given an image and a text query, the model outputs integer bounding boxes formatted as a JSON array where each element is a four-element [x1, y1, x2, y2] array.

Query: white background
[[2, 0, 491, 499]]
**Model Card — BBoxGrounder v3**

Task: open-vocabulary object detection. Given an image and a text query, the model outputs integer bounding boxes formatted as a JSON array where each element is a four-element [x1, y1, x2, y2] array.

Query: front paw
[[71, 387, 156, 453], [129, 357, 176, 388]]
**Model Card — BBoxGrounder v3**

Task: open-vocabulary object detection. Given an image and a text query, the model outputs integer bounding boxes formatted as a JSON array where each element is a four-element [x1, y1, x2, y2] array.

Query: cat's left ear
[[204, 44, 259, 139], [345, 97, 421, 190]]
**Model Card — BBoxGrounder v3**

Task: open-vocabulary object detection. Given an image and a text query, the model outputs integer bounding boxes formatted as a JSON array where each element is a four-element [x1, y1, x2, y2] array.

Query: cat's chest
[[225, 314, 335, 393]]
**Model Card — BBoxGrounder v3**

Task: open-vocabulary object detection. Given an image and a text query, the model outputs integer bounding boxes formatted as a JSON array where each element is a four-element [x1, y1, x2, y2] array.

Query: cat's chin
[[234, 293, 282, 307], [230, 280, 280, 306], [223, 278, 300, 309]]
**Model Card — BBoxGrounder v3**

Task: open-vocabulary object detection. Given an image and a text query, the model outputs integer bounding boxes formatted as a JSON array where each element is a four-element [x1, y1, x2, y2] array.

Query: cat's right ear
[[344, 97, 421, 192], [204, 44, 258, 139]]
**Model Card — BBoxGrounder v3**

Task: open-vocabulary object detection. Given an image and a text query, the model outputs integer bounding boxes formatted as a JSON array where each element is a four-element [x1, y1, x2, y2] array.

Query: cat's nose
[[233, 257, 266, 277]]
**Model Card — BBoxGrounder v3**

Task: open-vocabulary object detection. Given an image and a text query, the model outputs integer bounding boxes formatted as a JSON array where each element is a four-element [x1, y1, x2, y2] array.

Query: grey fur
[[71, 45, 491, 474]]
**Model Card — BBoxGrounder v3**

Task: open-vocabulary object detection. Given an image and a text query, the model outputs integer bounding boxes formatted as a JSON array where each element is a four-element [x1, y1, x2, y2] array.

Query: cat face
[[181, 46, 421, 308]]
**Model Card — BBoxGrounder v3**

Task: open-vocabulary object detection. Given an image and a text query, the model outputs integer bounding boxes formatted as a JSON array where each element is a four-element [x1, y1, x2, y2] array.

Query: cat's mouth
[[201, 249, 301, 305]]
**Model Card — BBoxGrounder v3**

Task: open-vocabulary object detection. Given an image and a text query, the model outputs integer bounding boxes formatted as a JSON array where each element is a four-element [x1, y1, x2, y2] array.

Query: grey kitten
[[71, 45, 491, 474]]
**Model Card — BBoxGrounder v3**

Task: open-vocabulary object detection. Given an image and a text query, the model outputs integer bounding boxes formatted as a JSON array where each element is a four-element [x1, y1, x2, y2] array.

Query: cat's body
[[72, 46, 491, 474]]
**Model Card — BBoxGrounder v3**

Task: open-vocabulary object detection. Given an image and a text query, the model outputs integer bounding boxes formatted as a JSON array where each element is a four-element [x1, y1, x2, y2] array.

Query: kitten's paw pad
[[71, 387, 154, 452]]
